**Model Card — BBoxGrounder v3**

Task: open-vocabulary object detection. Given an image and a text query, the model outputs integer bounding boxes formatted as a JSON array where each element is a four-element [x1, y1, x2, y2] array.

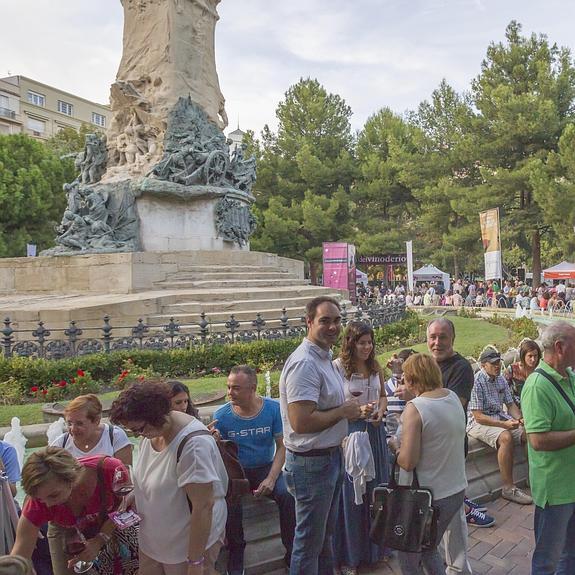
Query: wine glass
[[365, 382, 380, 422], [63, 526, 93, 574], [349, 373, 367, 403], [112, 466, 134, 499]]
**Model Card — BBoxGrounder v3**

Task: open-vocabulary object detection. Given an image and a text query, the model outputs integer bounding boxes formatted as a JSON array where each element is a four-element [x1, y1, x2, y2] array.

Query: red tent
[[542, 261, 575, 280]]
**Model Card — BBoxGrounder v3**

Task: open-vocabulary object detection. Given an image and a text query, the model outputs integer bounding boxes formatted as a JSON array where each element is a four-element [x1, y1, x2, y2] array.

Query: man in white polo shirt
[[280, 296, 361, 575]]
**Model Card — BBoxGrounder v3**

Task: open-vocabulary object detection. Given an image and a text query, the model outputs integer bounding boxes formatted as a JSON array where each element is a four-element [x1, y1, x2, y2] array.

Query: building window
[[27, 90, 45, 107], [0, 95, 8, 109], [57, 100, 73, 116], [0, 124, 10, 135], [27, 117, 46, 134], [92, 112, 106, 127]]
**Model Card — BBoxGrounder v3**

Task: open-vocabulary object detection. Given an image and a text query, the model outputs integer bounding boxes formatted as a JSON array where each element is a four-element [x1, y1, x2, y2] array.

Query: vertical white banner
[[406, 241, 414, 292], [479, 208, 502, 281]]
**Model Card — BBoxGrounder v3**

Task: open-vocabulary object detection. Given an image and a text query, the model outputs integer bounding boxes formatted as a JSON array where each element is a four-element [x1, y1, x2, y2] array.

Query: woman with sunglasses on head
[[332, 321, 390, 575], [397, 353, 467, 574], [110, 380, 228, 575], [50, 394, 132, 465], [10, 447, 138, 575]]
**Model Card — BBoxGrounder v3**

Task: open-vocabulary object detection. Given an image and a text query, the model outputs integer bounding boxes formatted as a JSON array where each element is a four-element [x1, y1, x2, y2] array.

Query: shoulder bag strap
[[61, 432, 69, 448], [534, 368, 575, 416], [108, 424, 115, 447], [176, 429, 212, 463], [96, 456, 110, 527]]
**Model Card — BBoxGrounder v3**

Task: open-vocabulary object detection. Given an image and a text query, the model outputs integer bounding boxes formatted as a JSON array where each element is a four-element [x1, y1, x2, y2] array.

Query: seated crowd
[[3, 297, 575, 575], [359, 276, 575, 313]]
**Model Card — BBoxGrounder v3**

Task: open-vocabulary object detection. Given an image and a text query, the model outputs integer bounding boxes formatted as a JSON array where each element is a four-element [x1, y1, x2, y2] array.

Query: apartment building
[[0, 75, 110, 139]]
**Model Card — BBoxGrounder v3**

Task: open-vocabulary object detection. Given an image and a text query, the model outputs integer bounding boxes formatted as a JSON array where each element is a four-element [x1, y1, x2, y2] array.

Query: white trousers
[[440, 505, 472, 574]]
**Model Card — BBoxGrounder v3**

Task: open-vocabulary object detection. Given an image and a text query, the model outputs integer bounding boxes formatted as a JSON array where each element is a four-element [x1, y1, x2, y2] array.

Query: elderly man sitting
[[467, 348, 533, 505]]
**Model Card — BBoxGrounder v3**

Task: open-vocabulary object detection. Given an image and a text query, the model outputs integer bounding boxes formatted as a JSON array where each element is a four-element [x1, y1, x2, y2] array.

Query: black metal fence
[[0, 302, 406, 360]]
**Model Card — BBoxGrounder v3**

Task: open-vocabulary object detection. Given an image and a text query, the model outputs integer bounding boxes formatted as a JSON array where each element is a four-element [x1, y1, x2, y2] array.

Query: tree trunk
[[453, 253, 459, 280], [532, 229, 541, 289], [309, 260, 318, 285]]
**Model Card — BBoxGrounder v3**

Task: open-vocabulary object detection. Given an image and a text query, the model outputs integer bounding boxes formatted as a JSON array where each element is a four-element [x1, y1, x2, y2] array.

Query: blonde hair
[[0, 556, 36, 575], [21, 447, 81, 497], [64, 394, 102, 422], [402, 353, 443, 394]]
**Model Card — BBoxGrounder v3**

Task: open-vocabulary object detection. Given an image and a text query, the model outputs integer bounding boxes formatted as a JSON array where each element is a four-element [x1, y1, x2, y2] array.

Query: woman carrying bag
[[396, 354, 467, 574]]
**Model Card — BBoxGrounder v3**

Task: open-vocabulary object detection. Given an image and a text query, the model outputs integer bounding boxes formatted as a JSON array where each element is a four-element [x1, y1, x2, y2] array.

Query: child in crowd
[[384, 348, 417, 451]]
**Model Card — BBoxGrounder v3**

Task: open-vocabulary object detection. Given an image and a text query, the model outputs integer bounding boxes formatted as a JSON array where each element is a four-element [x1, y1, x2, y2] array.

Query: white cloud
[[1, 0, 575, 136]]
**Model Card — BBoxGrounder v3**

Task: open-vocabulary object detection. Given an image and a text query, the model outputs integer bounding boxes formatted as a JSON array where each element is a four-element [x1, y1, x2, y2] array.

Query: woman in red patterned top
[[10, 447, 138, 575], [504, 339, 541, 407]]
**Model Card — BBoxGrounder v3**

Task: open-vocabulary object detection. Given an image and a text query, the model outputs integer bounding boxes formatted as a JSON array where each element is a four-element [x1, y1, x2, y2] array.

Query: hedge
[[1, 312, 422, 398]]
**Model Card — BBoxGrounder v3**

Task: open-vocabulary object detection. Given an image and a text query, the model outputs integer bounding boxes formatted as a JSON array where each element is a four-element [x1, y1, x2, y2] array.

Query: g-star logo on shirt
[[228, 426, 271, 438]]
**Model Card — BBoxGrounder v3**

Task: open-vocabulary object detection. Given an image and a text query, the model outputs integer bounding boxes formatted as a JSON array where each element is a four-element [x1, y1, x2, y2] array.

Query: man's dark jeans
[[226, 463, 295, 572]]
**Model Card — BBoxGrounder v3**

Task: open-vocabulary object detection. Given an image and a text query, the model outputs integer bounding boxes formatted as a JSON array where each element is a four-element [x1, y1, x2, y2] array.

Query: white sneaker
[[502, 486, 532, 505]]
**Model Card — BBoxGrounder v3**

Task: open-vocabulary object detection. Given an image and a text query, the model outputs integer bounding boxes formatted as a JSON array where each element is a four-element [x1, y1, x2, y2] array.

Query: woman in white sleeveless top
[[397, 354, 467, 575]]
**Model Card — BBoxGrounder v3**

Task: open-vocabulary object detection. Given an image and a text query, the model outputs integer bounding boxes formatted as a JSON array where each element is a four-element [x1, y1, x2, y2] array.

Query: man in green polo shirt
[[522, 321, 575, 575]]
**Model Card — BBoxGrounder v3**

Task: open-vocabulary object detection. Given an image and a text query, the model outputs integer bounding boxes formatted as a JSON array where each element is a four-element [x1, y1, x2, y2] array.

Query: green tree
[[0, 134, 68, 257], [251, 78, 357, 281], [467, 21, 575, 285]]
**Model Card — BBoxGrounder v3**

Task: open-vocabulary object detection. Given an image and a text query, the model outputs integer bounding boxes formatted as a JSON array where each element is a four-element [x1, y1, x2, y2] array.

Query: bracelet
[[186, 556, 205, 566], [97, 532, 111, 544]]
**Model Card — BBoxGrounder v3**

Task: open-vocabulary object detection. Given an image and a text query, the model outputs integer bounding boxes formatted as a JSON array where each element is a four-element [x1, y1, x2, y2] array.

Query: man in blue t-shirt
[[214, 365, 295, 575]]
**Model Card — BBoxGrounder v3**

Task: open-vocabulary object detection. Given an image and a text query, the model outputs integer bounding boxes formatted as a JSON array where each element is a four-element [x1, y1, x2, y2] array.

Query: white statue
[[46, 417, 66, 446], [265, 370, 271, 398], [3, 417, 27, 471]]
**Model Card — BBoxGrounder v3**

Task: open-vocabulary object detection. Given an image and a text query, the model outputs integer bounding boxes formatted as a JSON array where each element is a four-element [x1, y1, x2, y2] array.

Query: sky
[[2, 0, 575, 138]]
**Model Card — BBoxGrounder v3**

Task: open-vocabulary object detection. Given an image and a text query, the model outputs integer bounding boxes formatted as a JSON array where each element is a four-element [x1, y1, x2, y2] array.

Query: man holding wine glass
[[280, 296, 362, 575]]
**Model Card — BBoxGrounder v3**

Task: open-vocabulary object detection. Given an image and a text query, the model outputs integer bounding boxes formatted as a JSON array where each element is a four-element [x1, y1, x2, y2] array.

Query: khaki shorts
[[467, 422, 524, 449]]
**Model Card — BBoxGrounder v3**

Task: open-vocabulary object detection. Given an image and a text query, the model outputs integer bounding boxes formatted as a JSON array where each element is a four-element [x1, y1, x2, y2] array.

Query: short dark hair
[[229, 365, 257, 386], [110, 380, 172, 427], [305, 296, 341, 321]]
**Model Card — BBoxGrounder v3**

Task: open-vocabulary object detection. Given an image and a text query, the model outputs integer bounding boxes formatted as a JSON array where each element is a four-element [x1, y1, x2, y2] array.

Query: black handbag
[[370, 457, 439, 553]]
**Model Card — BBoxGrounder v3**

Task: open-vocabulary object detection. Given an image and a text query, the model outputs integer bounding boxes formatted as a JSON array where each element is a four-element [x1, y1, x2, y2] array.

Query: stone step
[[169, 286, 339, 304], [157, 271, 297, 282], [160, 294, 340, 314], [163, 264, 294, 274], [157, 278, 311, 290]]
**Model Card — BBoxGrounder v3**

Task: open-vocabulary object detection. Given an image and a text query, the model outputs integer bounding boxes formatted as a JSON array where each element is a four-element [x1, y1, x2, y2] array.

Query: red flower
[[212, 367, 221, 374], [137, 375, 145, 381], [41, 389, 48, 395], [77, 369, 85, 377], [30, 386, 39, 392], [59, 381, 67, 387]]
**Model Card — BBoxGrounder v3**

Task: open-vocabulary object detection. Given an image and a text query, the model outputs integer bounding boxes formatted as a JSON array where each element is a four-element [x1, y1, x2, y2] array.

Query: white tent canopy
[[413, 264, 451, 291], [542, 261, 575, 280]]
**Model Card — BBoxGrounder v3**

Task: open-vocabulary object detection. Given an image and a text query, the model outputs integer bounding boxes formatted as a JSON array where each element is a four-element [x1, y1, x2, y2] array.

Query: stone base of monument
[[0, 250, 345, 334], [135, 179, 254, 251]]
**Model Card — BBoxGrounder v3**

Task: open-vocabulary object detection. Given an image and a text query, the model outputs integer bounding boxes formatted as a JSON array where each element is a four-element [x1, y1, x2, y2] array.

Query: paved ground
[[362, 497, 535, 574]]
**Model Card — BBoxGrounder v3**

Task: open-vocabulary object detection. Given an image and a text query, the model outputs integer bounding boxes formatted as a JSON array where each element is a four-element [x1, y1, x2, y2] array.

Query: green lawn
[[0, 316, 510, 427], [0, 377, 229, 427], [379, 314, 510, 363]]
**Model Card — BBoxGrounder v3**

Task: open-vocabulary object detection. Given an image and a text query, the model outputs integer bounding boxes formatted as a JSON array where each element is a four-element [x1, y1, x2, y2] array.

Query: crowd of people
[[358, 277, 575, 314], [3, 295, 575, 575]]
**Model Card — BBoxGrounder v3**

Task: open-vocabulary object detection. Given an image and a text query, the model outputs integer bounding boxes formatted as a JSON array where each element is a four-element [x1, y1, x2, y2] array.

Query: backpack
[[176, 429, 250, 506], [61, 424, 115, 449]]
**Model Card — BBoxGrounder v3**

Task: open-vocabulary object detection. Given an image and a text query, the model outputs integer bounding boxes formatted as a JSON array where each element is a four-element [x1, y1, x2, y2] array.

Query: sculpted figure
[[115, 0, 227, 129]]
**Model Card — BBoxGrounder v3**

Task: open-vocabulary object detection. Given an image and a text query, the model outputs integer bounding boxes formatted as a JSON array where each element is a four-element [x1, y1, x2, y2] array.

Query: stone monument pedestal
[[135, 179, 254, 251]]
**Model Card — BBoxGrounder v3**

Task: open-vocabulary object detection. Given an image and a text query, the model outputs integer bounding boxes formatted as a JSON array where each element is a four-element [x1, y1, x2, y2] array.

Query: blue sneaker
[[466, 508, 496, 528], [465, 497, 487, 512]]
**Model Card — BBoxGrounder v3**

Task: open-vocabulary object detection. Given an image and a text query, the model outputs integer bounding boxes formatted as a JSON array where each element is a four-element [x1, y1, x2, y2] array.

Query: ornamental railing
[[0, 302, 406, 360]]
